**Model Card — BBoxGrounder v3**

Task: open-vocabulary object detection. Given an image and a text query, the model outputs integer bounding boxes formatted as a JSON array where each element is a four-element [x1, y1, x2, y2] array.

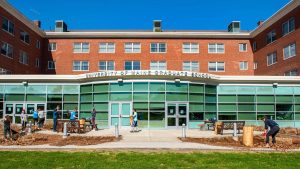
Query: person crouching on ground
[[20, 109, 28, 132], [3, 115, 12, 139], [262, 115, 280, 148]]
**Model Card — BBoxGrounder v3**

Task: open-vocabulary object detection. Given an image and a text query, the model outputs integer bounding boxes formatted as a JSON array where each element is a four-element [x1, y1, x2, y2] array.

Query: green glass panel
[[0, 85, 4, 93], [111, 117, 119, 126], [64, 94, 78, 102], [47, 94, 62, 102], [94, 84, 108, 93], [218, 95, 236, 103], [275, 87, 293, 95], [205, 112, 217, 120], [110, 92, 132, 101], [122, 117, 130, 126], [238, 95, 255, 103], [149, 92, 165, 102], [205, 85, 217, 94], [47, 103, 62, 111], [294, 87, 300, 95], [189, 84, 204, 93], [94, 93, 108, 102], [189, 94, 204, 102], [218, 86, 237, 94], [81, 85, 93, 93], [26, 94, 46, 101], [295, 113, 300, 120], [166, 83, 188, 92], [238, 104, 255, 111], [97, 120, 108, 128], [150, 82, 165, 91], [96, 112, 108, 120], [133, 82, 148, 91], [149, 111, 164, 128], [134, 103, 148, 109], [295, 96, 300, 103], [122, 103, 131, 115], [63, 103, 78, 111], [79, 112, 90, 119], [166, 92, 188, 101], [205, 104, 216, 112], [5, 94, 24, 101], [237, 86, 256, 94], [63, 85, 79, 94], [5, 85, 25, 93], [110, 83, 132, 92], [189, 112, 204, 121], [133, 92, 148, 101], [219, 115, 237, 120], [111, 103, 119, 115], [205, 94, 216, 103], [257, 95, 274, 103], [238, 112, 256, 120], [219, 112, 237, 115], [80, 94, 93, 102], [257, 112, 275, 115], [276, 104, 293, 111], [26, 85, 46, 94], [94, 103, 108, 111], [189, 103, 204, 112], [219, 104, 237, 111], [276, 112, 294, 120], [276, 96, 293, 103], [149, 103, 164, 109], [295, 105, 300, 111], [257, 104, 274, 111], [80, 103, 92, 111], [47, 85, 62, 94], [256, 86, 274, 94]]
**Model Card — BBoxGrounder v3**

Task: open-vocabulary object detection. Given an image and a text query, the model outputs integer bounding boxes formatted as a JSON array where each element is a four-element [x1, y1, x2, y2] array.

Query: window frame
[[72, 60, 89, 71], [20, 30, 30, 44], [2, 16, 14, 35], [208, 43, 225, 54], [0, 41, 13, 59], [124, 60, 141, 70], [208, 62, 225, 72], [182, 43, 199, 53], [98, 61, 115, 71], [124, 42, 141, 53], [239, 43, 247, 52], [150, 43, 167, 53], [36, 40, 41, 49], [266, 30, 276, 44], [150, 61, 167, 70], [48, 42, 57, 51], [239, 61, 248, 70], [282, 17, 295, 36], [35, 58, 40, 68], [267, 52, 277, 66], [48, 61, 56, 70], [99, 42, 115, 53], [19, 51, 29, 65], [73, 42, 90, 53], [182, 61, 199, 72], [284, 69, 298, 76], [283, 42, 296, 60]]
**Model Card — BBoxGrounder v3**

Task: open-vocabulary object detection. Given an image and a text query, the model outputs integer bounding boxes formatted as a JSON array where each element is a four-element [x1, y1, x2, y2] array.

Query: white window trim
[[150, 61, 167, 70], [73, 42, 90, 53], [182, 43, 199, 54], [208, 62, 225, 72], [150, 43, 167, 53], [48, 61, 56, 70], [1, 41, 13, 59], [124, 61, 141, 70], [239, 61, 248, 70], [239, 43, 247, 52], [253, 42, 257, 52], [267, 52, 277, 66], [48, 42, 57, 51], [266, 30, 277, 45], [2, 16, 14, 36], [72, 61, 90, 71], [253, 62, 258, 70], [208, 43, 225, 54], [99, 42, 115, 53], [283, 42, 296, 60], [182, 61, 199, 72], [19, 51, 28, 65], [284, 69, 298, 76], [98, 61, 115, 71], [124, 42, 141, 53], [282, 17, 295, 37], [20, 30, 30, 45]]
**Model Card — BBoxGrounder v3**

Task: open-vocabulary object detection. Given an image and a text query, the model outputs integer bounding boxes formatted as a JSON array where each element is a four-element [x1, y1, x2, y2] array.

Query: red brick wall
[[45, 38, 254, 75], [253, 6, 300, 76], [0, 6, 43, 74]]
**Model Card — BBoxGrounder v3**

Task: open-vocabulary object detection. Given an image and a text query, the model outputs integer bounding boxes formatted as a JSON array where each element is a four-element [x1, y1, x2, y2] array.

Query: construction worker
[[262, 115, 280, 148]]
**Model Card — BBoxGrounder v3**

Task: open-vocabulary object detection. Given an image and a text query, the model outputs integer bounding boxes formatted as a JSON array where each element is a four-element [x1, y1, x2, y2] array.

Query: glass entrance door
[[110, 102, 132, 127], [166, 103, 188, 128]]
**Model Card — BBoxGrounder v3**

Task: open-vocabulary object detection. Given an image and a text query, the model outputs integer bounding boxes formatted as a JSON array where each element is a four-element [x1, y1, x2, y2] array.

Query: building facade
[[0, 0, 300, 128]]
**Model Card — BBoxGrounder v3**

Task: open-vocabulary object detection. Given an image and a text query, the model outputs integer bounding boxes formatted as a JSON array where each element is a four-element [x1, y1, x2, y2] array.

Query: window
[[284, 70, 298, 76], [150, 61, 167, 70], [48, 43, 57, 51], [124, 61, 141, 70], [73, 61, 89, 71], [267, 52, 277, 66], [208, 43, 224, 53], [182, 43, 199, 53], [2, 17, 14, 34], [99, 43, 115, 53], [19, 51, 28, 65], [254, 62, 258, 70], [1, 42, 13, 58], [150, 43, 166, 53], [208, 62, 225, 72], [282, 18, 295, 36], [283, 43, 296, 60], [48, 61, 56, 70], [182, 61, 199, 72], [73, 42, 90, 53], [36, 40, 40, 49], [99, 61, 115, 71], [20, 30, 30, 44], [239, 43, 247, 52], [0, 67, 12, 74], [253, 41, 257, 52], [35, 58, 40, 68], [125, 43, 141, 53], [239, 61, 248, 70], [266, 30, 276, 44]]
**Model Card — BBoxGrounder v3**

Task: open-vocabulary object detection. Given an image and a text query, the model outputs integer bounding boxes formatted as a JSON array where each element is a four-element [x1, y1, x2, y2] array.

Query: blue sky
[[7, 0, 291, 31]]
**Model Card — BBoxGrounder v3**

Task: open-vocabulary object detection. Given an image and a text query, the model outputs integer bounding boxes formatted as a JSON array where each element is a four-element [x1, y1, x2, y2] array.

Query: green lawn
[[0, 151, 299, 169]]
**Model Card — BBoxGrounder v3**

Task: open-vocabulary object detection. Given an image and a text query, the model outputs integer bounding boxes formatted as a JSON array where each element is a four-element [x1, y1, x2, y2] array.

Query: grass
[[0, 151, 300, 169]]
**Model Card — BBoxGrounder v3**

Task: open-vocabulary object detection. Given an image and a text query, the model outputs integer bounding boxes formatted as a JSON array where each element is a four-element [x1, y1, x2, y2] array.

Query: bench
[[220, 121, 245, 135]]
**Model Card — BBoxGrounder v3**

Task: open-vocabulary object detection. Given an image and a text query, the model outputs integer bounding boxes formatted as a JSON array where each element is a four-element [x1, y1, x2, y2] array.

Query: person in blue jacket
[[33, 109, 39, 126], [70, 108, 78, 121], [53, 105, 60, 132], [262, 115, 280, 148]]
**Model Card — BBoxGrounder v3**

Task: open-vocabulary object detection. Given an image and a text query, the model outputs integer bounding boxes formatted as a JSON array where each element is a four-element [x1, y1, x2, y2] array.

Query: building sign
[[85, 70, 215, 80]]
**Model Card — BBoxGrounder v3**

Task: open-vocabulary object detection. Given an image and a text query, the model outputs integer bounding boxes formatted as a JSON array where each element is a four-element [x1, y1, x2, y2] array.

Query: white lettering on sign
[[85, 70, 215, 80]]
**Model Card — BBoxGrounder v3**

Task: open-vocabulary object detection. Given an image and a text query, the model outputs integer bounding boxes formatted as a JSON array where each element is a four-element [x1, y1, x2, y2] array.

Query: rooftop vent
[[33, 20, 41, 28], [55, 20, 68, 32], [228, 21, 240, 32], [153, 20, 162, 32], [257, 20, 264, 27]]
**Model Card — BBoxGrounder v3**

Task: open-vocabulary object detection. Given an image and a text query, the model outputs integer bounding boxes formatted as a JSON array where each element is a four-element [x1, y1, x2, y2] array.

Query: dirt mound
[[0, 133, 119, 146]]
